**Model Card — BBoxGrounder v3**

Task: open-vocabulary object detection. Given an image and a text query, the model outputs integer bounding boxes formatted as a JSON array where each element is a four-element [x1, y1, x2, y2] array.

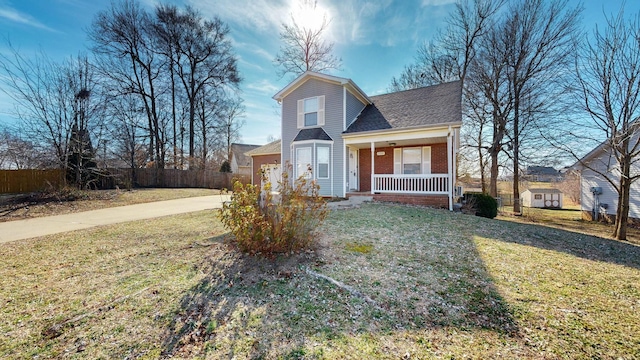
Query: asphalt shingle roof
[[245, 140, 281, 156], [293, 128, 333, 142], [344, 80, 462, 134], [231, 143, 260, 165]]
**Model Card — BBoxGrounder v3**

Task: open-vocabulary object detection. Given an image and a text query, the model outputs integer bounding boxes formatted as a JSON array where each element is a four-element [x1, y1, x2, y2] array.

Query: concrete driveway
[[0, 194, 230, 244]]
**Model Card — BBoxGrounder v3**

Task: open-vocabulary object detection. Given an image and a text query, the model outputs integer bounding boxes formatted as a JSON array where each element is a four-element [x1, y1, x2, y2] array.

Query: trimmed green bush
[[466, 193, 498, 219]]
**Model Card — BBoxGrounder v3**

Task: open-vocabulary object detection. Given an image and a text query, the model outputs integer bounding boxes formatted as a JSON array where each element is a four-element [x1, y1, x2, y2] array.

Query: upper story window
[[297, 95, 325, 128], [304, 98, 318, 126]]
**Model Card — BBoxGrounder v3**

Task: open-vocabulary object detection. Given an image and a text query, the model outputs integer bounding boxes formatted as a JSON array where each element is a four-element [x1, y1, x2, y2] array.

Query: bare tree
[[0, 46, 104, 179], [389, 0, 505, 194], [567, 8, 640, 240], [274, 0, 341, 78], [0, 129, 47, 169], [216, 96, 245, 164], [154, 5, 240, 169], [89, 0, 167, 168], [500, 0, 582, 213]]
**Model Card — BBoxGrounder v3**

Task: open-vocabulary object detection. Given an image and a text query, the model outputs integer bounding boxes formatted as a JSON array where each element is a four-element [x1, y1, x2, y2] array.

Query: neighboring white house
[[573, 141, 640, 221], [521, 188, 563, 209], [230, 143, 260, 176]]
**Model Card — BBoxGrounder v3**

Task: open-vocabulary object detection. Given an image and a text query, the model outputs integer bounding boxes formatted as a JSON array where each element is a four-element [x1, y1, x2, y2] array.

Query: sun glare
[[291, 0, 328, 31]]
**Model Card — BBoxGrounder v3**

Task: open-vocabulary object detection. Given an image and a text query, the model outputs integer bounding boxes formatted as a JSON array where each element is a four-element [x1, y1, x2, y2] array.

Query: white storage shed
[[522, 188, 563, 209]]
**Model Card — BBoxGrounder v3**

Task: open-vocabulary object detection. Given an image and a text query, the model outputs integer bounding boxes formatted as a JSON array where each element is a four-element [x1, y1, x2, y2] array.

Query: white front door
[[349, 148, 358, 191]]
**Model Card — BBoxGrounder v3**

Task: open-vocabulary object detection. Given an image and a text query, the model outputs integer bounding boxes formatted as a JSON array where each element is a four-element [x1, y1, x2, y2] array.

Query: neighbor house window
[[394, 146, 432, 174], [534, 194, 542, 200], [304, 97, 318, 126], [296, 147, 312, 179], [317, 147, 330, 179]]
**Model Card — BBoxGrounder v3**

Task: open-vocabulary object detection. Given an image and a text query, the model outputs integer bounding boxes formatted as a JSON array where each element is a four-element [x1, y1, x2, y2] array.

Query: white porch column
[[371, 142, 375, 194], [343, 143, 347, 197], [447, 126, 453, 211]]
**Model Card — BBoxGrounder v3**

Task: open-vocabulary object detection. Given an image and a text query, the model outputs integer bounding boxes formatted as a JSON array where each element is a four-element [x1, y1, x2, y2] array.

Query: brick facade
[[250, 154, 280, 186], [358, 143, 448, 192], [349, 193, 449, 208]]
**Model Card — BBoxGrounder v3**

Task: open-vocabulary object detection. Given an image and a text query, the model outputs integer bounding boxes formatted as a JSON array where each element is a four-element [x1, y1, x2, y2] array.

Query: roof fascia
[[272, 71, 371, 104]]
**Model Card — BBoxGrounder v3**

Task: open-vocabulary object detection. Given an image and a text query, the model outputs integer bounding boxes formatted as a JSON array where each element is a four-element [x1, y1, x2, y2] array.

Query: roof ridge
[[371, 79, 462, 99]]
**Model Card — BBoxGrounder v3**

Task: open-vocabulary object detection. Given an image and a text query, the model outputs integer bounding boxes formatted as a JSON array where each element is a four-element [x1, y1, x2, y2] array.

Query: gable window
[[394, 146, 432, 174], [317, 146, 330, 179], [296, 147, 312, 179], [297, 96, 325, 128]]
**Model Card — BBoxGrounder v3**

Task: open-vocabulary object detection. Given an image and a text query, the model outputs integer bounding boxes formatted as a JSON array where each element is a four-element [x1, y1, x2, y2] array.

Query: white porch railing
[[372, 174, 449, 194]]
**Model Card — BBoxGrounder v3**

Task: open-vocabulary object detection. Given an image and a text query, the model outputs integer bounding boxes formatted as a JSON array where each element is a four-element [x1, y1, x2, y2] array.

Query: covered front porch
[[343, 126, 459, 210]]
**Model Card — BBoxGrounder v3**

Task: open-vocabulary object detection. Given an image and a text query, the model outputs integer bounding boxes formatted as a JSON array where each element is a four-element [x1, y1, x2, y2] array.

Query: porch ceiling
[[346, 136, 448, 149]]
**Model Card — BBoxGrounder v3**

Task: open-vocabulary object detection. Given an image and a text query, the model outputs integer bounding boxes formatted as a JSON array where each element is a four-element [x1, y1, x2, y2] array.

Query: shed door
[[544, 193, 560, 208]]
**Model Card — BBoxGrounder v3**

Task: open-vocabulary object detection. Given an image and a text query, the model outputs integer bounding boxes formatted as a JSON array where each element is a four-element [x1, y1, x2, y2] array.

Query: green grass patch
[[344, 241, 374, 254]]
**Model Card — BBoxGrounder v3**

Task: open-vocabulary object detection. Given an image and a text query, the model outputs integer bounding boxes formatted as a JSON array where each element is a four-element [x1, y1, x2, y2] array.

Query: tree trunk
[[489, 149, 499, 197], [614, 154, 631, 240], [479, 145, 487, 194], [512, 106, 521, 214], [170, 56, 177, 169]]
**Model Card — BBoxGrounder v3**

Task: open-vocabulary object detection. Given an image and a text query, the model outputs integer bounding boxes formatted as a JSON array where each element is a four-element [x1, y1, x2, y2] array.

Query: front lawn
[[1, 203, 638, 358]]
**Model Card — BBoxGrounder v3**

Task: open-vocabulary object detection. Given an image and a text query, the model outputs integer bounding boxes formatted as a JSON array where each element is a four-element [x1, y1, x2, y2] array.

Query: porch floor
[[347, 192, 449, 208]]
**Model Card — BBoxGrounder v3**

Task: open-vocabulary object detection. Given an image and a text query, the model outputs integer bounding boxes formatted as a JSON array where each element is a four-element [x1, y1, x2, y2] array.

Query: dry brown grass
[[1, 203, 639, 358], [499, 206, 640, 245], [0, 188, 220, 222]]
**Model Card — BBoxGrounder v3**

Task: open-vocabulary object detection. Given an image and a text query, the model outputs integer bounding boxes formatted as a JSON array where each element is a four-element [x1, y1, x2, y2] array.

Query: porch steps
[[327, 196, 373, 210]]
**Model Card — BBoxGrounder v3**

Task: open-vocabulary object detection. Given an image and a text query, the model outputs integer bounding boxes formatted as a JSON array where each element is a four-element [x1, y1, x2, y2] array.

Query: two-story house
[[250, 71, 462, 210]]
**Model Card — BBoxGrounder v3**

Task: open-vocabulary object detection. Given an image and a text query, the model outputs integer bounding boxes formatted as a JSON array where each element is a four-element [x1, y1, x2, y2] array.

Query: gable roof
[[272, 71, 371, 105], [293, 128, 333, 142], [524, 188, 563, 194], [246, 139, 281, 156], [344, 81, 462, 134], [231, 143, 260, 166]]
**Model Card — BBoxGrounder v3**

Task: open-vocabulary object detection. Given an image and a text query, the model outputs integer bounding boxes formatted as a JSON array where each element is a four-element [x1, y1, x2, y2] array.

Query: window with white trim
[[317, 147, 330, 179], [297, 96, 325, 128], [304, 98, 318, 126], [296, 147, 312, 179], [393, 146, 432, 174]]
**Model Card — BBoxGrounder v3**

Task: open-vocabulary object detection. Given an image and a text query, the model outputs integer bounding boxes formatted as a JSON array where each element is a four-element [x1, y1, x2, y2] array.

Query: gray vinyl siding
[[580, 153, 640, 219], [344, 90, 367, 189], [281, 78, 346, 196], [345, 90, 366, 129]]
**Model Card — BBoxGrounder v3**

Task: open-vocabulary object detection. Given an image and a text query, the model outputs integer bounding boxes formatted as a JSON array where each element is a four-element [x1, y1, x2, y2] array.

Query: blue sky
[[0, 0, 638, 145]]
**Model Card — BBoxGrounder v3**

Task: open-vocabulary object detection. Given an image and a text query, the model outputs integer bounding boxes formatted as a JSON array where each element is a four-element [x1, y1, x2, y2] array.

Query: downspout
[[447, 125, 453, 211]]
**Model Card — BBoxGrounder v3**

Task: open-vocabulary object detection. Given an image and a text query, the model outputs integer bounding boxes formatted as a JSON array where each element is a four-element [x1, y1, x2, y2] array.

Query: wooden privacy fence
[[1, 168, 251, 194], [105, 168, 241, 189], [0, 169, 65, 194]]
